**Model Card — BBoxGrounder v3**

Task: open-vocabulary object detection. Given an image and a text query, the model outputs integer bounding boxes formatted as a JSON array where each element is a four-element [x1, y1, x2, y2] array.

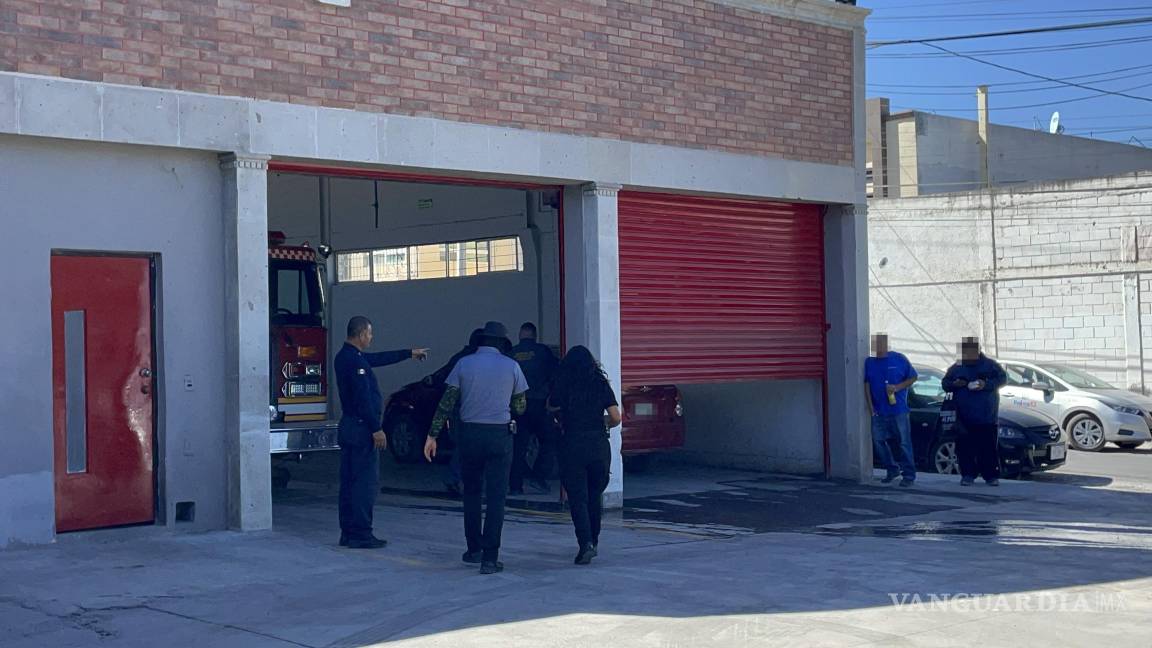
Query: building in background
[[870, 170, 1152, 393], [866, 97, 1152, 198], [0, 0, 870, 548]]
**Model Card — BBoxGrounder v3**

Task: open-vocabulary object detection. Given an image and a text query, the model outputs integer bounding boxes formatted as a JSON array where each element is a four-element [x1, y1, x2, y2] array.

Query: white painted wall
[[676, 380, 824, 474], [870, 171, 1152, 390], [0, 136, 227, 547]]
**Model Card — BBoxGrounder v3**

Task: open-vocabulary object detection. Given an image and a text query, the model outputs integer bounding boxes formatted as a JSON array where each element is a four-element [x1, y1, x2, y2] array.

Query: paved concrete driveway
[[2, 466, 1151, 647]]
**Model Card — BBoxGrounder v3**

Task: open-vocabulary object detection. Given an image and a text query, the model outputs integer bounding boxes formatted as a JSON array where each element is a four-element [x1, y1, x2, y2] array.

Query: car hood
[[1081, 389, 1152, 410], [998, 404, 1057, 428]]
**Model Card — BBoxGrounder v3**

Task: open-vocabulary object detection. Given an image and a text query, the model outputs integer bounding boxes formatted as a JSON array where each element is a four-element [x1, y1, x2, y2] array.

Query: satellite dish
[[1049, 111, 1064, 135]]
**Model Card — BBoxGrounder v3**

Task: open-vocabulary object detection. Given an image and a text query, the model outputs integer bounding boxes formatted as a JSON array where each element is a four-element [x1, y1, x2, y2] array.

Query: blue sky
[[864, 0, 1152, 144]]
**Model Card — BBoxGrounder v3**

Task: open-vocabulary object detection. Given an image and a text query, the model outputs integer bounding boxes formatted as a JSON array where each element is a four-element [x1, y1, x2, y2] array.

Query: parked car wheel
[[1067, 413, 1107, 452], [1116, 441, 1146, 450], [386, 412, 425, 464], [623, 454, 654, 474], [929, 439, 960, 475]]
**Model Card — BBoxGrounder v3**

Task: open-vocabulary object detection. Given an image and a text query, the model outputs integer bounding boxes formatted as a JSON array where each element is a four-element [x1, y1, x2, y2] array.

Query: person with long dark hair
[[548, 345, 622, 565]]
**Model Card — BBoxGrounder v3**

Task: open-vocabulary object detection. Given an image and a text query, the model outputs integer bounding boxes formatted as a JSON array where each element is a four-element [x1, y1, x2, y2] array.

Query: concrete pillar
[[825, 23, 871, 483], [1123, 273, 1144, 391], [825, 204, 871, 482], [563, 182, 624, 508], [980, 281, 999, 357], [220, 153, 273, 531]]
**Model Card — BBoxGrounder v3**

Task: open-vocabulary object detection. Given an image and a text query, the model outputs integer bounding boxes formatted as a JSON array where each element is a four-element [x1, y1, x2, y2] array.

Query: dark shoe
[[461, 551, 483, 564], [986, 479, 1000, 487], [479, 561, 504, 575], [881, 473, 899, 484], [574, 543, 597, 565], [960, 477, 975, 486], [346, 537, 388, 549], [899, 479, 914, 488], [528, 478, 551, 494]]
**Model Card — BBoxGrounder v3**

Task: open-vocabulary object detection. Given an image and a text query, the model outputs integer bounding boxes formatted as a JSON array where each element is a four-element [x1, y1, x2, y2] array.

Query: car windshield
[[1037, 365, 1116, 390], [911, 368, 946, 403]]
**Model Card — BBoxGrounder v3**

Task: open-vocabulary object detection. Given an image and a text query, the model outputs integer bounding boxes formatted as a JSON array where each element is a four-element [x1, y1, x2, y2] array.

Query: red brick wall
[[1, 1, 854, 165]]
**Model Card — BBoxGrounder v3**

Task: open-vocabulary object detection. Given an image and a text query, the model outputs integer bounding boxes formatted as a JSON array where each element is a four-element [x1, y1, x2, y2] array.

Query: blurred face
[[961, 339, 980, 362], [357, 323, 374, 350], [520, 328, 535, 341], [871, 334, 889, 357]]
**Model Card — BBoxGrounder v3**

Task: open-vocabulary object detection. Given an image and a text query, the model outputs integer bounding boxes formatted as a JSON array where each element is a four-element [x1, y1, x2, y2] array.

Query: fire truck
[[268, 232, 339, 488]]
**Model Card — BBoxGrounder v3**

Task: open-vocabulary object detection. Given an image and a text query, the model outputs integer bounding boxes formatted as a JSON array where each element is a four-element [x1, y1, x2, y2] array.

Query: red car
[[621, 385, 685, 472]]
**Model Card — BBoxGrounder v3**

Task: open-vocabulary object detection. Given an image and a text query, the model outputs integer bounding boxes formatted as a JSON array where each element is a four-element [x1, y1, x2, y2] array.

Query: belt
[[460, 422, 511, 431]]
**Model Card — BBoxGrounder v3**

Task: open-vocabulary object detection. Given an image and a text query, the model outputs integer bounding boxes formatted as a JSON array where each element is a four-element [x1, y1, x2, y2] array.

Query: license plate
[[1049, 444, 1066, 461]]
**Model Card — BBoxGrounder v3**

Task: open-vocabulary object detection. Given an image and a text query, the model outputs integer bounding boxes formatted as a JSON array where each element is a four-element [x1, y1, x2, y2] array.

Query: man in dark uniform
[[943, 337, 1007, 487], [424, 321, 528, 575], [509, 322, 559, 494], [334, 315, 428, 548]]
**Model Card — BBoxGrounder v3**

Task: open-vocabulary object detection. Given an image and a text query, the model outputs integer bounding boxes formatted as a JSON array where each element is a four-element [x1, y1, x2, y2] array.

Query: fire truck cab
[[268, 232, 339, 487]]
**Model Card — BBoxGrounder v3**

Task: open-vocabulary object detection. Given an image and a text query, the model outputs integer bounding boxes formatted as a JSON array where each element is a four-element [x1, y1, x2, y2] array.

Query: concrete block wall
[[996, 277, 1126, 385], [870, 171, 1152, 391], [2, 0, 858, 164]]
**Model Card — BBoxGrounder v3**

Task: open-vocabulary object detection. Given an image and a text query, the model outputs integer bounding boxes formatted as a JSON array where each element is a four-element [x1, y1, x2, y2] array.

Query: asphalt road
[[1033, 443, 1151, 485]]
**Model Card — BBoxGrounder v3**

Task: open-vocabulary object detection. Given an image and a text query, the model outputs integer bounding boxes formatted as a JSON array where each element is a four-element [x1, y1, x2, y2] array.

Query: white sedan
[[997, 360, 1152, 452]]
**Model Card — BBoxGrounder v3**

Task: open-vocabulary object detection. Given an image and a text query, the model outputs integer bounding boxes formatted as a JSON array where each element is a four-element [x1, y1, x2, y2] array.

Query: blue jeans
[[872, 413, 916, 481]]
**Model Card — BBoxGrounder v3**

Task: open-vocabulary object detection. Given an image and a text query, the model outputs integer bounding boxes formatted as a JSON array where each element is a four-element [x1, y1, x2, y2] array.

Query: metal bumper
[[270, 421, 340, 454]]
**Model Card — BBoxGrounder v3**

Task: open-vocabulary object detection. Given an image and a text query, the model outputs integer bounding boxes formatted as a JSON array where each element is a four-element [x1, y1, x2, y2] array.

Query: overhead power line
[[872, 6, 1152, 21], [869, 34, 1152, 59], [869, 69, 1152, 96], [867, 17, 1152, 47], [870, 63, 1152, 89], [921, 43, 1152, 106]]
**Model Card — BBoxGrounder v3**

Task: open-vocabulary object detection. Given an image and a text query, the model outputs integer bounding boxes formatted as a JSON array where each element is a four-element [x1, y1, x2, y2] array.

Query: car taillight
[[305, 363, 322, 376]]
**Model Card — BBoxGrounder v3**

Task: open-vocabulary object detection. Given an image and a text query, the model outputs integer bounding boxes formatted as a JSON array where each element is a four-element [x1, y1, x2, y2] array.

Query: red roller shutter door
[[618, 191, 826, 386]]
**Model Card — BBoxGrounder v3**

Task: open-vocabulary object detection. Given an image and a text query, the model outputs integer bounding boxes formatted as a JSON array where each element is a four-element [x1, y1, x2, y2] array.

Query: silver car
[[998, 360, 1152, 452]]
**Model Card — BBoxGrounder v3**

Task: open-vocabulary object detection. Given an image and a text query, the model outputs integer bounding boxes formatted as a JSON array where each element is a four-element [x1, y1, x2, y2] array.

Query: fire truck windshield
[[270, 261, 324, 325]]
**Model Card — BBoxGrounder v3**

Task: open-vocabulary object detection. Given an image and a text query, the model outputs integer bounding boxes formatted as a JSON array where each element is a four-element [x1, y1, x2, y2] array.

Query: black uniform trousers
[[957, 420, 1001, 481], [338, 418, 380, 542], [559, 432, 612, 548], [458, 423, 514, 562], [510, 399, 556, 489]]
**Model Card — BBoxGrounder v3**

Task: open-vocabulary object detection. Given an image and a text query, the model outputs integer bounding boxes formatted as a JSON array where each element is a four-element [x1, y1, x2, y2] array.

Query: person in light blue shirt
[[425, 321, 528, 575], [864, 333, 918, 486]]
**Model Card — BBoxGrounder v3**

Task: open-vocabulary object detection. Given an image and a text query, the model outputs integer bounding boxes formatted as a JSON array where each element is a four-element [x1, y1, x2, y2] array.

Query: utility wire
[[870, 64, 1152, 89], [872, 6, 1152, 21], [870, 35, 1152, 59], [867, 17, 1152, 47], [918, 43, 1152, 105], [870, 69, 1152, 96]]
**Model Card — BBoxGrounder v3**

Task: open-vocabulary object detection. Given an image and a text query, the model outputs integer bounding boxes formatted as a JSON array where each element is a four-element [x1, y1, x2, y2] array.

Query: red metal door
[[51, 255, 155, 532], [618, 192, 825, 385]]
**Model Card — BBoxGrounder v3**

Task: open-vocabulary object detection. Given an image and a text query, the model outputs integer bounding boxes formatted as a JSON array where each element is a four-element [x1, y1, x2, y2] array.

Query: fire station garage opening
[[267, 171, 562, 475]]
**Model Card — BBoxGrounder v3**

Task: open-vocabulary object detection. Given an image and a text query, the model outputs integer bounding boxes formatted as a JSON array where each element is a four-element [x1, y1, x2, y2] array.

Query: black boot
[[574, 543, 597, 565]]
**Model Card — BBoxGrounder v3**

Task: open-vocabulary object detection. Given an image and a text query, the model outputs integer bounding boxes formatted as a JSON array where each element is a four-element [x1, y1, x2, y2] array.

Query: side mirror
[[1032, 382, 1054, 393], [268, 405, 279, 421]]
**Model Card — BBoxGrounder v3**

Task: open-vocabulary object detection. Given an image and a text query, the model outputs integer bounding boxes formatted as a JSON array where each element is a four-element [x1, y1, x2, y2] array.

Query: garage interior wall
[[0, 135, 228, 547], [268, 174, 561, 406]]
